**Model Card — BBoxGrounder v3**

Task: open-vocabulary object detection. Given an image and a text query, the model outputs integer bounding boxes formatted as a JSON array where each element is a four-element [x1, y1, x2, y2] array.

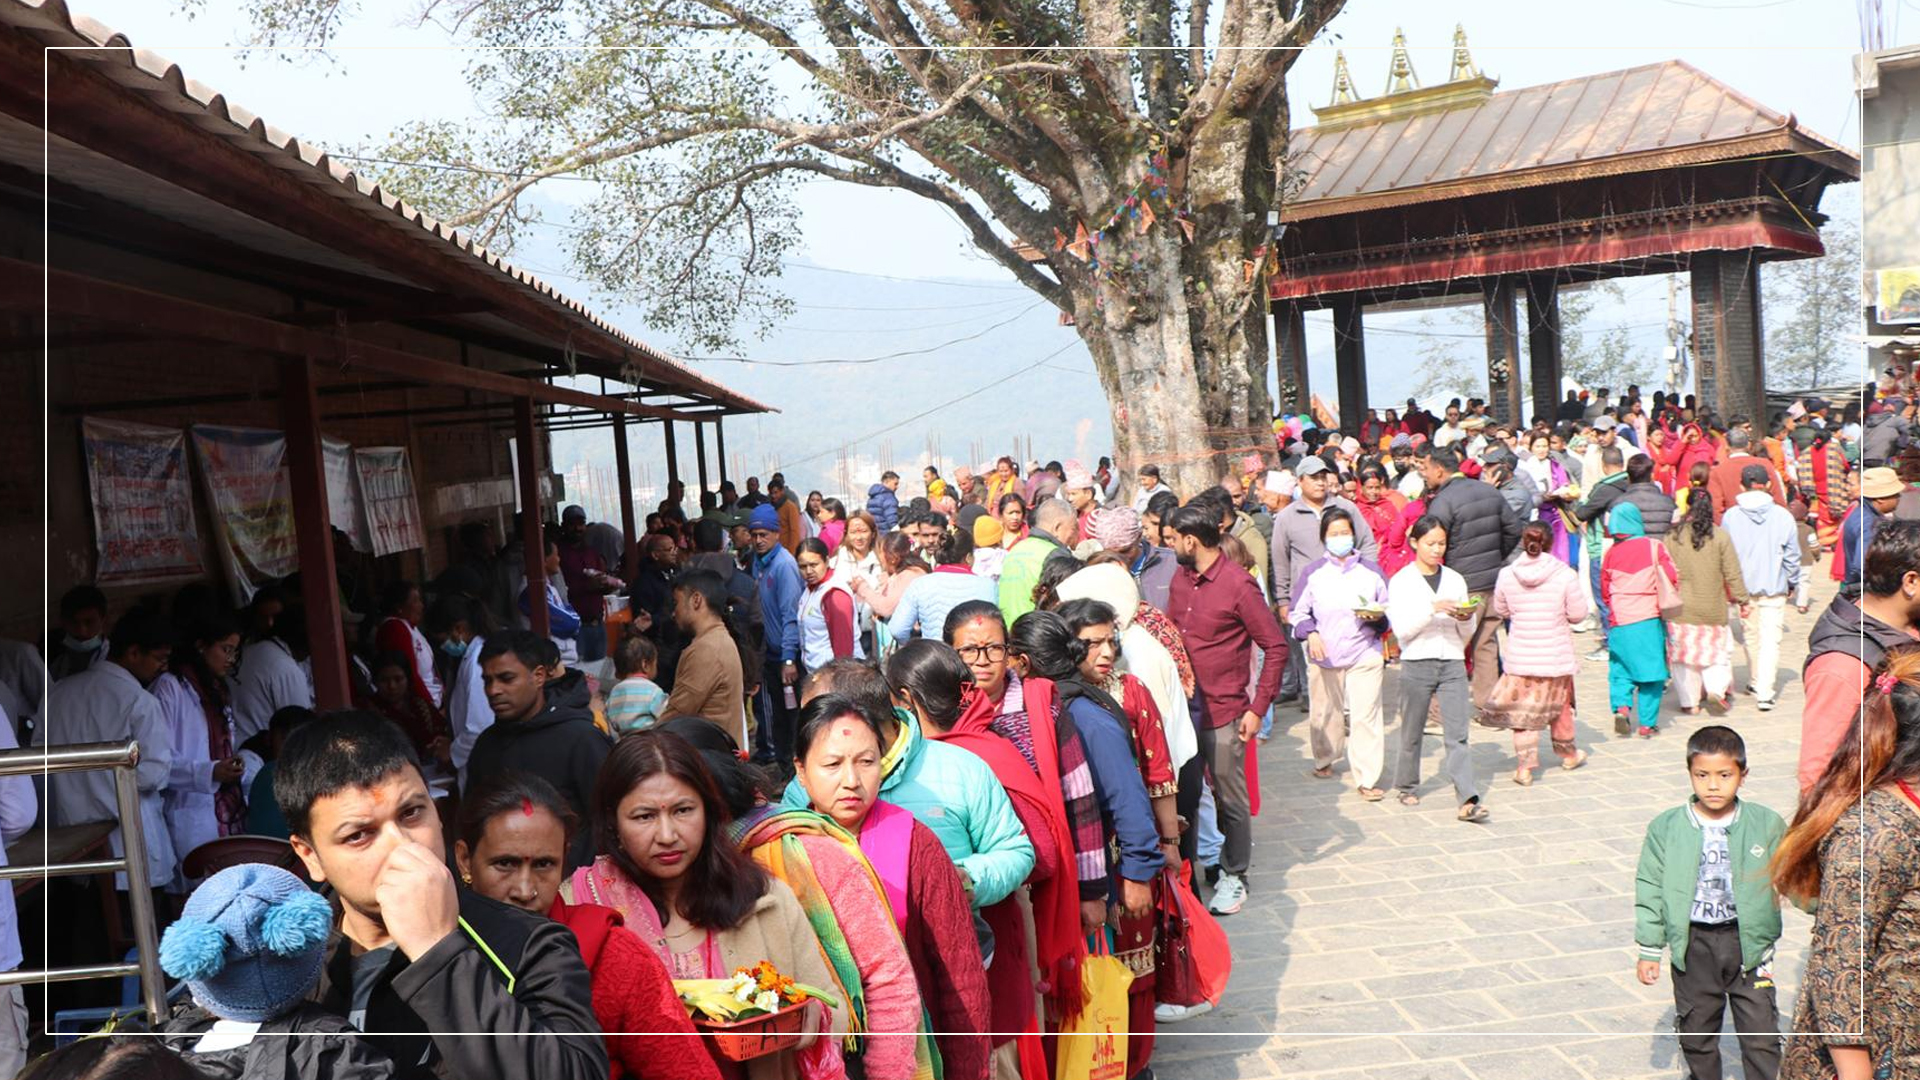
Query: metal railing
[[0, 741, 168, 1024]]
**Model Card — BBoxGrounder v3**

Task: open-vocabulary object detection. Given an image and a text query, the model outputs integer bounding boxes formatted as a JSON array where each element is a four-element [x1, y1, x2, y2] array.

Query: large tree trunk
[[1071, 104, 1282, 504]]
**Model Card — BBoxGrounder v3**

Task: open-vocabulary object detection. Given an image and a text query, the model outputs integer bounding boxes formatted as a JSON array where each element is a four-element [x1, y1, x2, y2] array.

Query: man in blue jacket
[[749, 503, 805, 766], [867, 471, 902, 533]]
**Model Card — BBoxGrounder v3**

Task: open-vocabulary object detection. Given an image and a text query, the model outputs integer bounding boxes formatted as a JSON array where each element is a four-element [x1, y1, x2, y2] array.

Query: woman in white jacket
[[1386, 516, 1488, 823], [154, 610, 249, 891]]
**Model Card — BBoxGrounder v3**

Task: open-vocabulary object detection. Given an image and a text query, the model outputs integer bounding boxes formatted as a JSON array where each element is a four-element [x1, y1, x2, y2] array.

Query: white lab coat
[[153, 673, 236, 891], [34, 662, 175, 890], [0, 707, 36, 971], [447, 637, 493, 791], [231, 639, 313, 747]]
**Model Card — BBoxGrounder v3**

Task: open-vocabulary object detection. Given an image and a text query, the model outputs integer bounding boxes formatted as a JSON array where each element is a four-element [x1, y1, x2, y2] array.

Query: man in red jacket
[[1705, 429, 1786, 523]]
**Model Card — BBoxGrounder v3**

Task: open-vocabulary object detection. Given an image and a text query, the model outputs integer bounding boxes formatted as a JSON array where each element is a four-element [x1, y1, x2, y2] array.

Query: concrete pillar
[[1482, 277, 1522, 425], [1524, 275, 1563, 425], [1274, 302, 1311, 414], [1690, 250, 1766, 424], [1331, 296, 1368, 432]]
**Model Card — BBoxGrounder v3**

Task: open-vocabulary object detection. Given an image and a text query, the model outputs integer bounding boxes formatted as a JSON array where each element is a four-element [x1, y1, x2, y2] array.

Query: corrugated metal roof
[[2, 0, 773, 414], [1286, 60, 1858, 221]]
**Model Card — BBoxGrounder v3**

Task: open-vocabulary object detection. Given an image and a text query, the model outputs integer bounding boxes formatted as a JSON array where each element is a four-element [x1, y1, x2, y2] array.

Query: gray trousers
[[1197, 721, 1252, 876], [1393, 658, 1480, 806], [1674, 921, 1781, 1080]]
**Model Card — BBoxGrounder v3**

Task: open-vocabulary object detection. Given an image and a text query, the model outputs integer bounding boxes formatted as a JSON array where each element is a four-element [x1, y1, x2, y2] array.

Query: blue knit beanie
[[749, 504, 781, 533], [157, 864, 333, 1023]]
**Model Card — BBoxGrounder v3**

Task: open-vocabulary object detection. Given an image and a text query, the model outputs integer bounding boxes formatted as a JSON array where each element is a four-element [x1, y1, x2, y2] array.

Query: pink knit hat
[[1087, 506, 1143, 551], [1062, 459, 1096, 491]]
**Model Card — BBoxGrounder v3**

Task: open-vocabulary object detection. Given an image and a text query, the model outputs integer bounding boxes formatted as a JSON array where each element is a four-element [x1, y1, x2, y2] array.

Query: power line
[[685, 302, 1048, 366], [773, 340, 1082, 471]]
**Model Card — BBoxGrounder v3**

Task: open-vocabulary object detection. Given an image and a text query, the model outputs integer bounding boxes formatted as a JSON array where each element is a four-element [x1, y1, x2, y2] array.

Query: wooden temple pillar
[[1690, 250, 1766, 424], [514, 398, 551, 638], [1482, 277, 1522, 425], [1524, 275, 1564, 425], [1331, 296, 1368, 431], [661, 420, 681, 493], [694, 421, 711, 496], [279, 357, 350, 709], [1273, 302, 1312, 414], [716, 417, 730, 487], [613, 410, 637, 579]]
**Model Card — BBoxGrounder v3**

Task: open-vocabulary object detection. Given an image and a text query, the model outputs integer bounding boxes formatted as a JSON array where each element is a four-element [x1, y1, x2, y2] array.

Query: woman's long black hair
[[590, 729, 767, 930], [1015, 605, 1129, 724], [1682, 487, 1716, 551]]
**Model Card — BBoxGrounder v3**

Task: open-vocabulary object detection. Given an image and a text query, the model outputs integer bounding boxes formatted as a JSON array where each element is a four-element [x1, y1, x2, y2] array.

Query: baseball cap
[[1295, 457, 1333, 478], [1591, 415, 1617, 431]]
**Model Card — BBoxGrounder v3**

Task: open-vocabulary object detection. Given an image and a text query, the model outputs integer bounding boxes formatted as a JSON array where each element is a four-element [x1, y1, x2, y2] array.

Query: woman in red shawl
[[941, 603, 1097, 1065], [1645, 426, 1677, 493], [455, 771, 718, 1080], [1353, 464, 1406, 550], [1660, 423, 1720, 488]]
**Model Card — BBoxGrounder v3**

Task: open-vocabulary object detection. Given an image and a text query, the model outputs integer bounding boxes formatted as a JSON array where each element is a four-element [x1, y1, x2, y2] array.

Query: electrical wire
[[772, 340, 1083, 471], [684, 301, 1048, 366]]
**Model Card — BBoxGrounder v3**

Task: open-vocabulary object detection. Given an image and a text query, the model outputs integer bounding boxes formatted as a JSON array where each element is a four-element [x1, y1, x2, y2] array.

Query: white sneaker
[[1209, 873, 1248, 915], [1757, 699, 1775, 712], [1155, 1000, 1214, 1023]]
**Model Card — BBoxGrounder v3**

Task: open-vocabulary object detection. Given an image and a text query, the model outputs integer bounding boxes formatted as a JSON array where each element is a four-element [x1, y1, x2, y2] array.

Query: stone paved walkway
[[1156, 577, 1833, 1080]]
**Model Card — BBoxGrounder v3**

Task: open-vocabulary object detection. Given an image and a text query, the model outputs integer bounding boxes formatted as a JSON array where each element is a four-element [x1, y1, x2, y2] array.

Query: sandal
[[1311, 765, 1334, 780], [1512, 769, 1533, 787], [1397, 791, 1420, 807], [1357, 787, 1385, 802], [1636, 724, 1658, 739], [1561, 750, 1590, 771], [1614, 708, 1633, 737], [1457, 800, 1491, 824]]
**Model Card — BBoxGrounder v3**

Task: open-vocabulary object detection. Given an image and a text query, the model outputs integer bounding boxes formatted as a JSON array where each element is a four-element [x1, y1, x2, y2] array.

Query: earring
[[460, 871, 471, 885]]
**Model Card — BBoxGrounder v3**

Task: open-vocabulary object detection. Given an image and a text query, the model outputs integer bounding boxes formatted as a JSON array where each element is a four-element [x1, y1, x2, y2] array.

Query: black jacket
[[1424, 474, 1521, 594], [626, 562, 685, 691], [465, 677, 612, 871], [1575, 471, 1629, 528], [309, 890, 607, 1080], [1619, 483, 1677, 538], [160, 1003, 396, 1080], [1806, 594, 1915, 676]]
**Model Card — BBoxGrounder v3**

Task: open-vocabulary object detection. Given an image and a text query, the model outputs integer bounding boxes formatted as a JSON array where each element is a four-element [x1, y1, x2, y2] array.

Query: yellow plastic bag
[[1055, 939, 1133, 1080]]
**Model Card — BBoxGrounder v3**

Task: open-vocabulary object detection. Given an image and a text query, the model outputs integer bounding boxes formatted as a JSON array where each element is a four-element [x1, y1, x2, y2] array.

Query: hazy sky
[[65, 0, 1871, 496]]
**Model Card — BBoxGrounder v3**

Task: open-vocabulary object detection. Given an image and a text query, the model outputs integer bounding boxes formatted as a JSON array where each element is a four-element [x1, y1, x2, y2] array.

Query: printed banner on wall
[[81, 417, 204, 585], [322, 437, 372, 553], [191, 425, 298, 604], [1880, 267, 1920, 324], [354, 447, 426, 557]]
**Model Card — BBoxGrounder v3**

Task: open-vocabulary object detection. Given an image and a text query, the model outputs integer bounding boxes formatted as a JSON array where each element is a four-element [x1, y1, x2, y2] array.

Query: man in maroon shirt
[[1165, 503, 1287, 916]]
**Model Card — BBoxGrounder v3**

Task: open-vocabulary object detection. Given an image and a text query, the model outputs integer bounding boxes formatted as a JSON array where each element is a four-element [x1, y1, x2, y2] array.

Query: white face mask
[[1326, 535, 1355, 558], [63, 634, 102, 653]]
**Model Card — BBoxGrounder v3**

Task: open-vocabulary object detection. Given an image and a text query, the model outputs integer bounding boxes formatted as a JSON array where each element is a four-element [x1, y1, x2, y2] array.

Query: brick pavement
[[1155, 580, 1834, 1080]]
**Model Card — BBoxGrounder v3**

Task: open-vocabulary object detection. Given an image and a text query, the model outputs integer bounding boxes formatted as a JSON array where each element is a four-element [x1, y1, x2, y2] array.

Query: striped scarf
[[731, 806, 940, 1080]]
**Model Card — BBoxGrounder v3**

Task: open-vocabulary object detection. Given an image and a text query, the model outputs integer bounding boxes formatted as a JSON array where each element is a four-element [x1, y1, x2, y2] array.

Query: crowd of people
[[10, 378, 1920, 1080]]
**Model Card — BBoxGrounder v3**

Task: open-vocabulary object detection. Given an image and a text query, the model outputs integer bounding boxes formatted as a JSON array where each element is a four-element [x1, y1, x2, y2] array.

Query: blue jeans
[[577, 620, 607, 662], [1196, 782, 1225, 866], [1587, 556, 1610, 645]]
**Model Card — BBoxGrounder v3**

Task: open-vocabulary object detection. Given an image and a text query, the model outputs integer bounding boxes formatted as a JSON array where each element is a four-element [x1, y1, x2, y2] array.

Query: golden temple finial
[[1330, 51, 1358, 105], [1448, 24, 1479, 83], [1384, 27, 1420, 95]]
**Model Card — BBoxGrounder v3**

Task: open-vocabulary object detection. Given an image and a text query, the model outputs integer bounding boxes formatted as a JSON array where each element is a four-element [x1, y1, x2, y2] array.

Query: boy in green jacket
[[1634, 725, 1785, 1080]]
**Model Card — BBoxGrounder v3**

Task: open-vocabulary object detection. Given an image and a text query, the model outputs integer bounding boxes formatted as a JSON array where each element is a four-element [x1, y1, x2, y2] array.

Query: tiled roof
[[2, 0, 772, 413]]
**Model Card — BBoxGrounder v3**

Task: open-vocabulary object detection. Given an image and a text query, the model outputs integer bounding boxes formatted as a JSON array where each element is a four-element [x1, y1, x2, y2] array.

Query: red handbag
[[1153, 868, 1202, 1007], [1155, 864, 1233, 1006]]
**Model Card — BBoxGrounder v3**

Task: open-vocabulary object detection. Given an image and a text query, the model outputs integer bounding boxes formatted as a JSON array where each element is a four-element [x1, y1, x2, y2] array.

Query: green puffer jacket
[[784, 709, 1035, 907], [1634, 798, 1786, 973]]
